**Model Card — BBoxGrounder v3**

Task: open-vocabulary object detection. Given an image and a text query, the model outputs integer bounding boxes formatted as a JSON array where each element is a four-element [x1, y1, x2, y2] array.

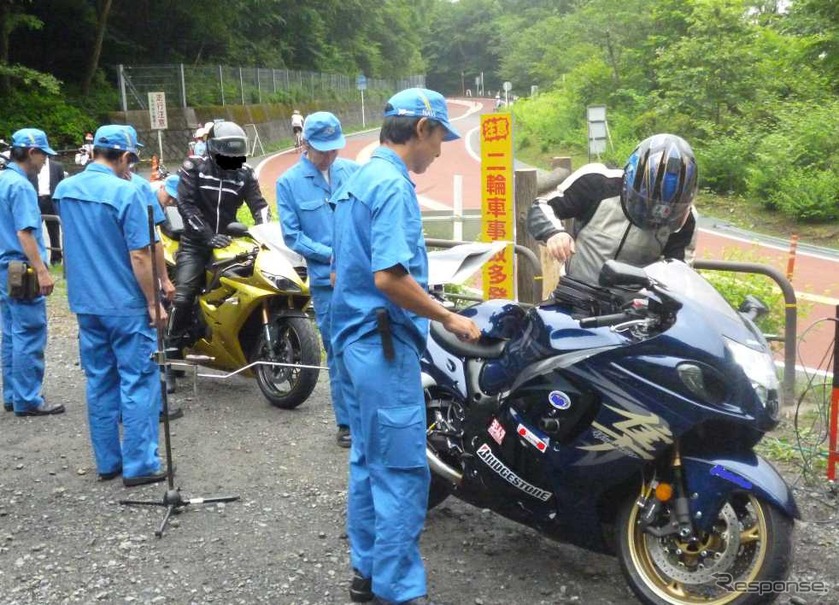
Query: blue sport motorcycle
[[422, 255, 797, 605]]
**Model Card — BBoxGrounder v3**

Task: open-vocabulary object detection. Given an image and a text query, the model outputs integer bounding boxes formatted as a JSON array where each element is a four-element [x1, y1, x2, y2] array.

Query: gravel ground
[[1, 298, 838, 605]]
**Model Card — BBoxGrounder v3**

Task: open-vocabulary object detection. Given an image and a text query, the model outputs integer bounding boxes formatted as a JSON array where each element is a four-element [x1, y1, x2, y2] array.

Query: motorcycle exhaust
[[426, 447, 462, 486]]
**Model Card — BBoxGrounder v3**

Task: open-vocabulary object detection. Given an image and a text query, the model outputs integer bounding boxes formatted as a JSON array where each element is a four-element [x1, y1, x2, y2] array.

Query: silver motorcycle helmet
[[207, 121, 248, 159], [621, 134, 698, 231]]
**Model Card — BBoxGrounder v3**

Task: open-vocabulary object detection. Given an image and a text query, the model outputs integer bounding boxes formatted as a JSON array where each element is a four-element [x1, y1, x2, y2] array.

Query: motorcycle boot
[[164, 304, 193, 394]]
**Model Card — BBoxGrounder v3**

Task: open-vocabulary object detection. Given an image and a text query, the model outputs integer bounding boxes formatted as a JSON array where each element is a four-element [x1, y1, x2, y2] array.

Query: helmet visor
[[208, 136, 248, 157]]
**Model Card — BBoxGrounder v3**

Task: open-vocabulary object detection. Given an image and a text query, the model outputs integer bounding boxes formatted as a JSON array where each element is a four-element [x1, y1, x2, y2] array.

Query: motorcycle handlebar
[[579, 312, 636, 329]]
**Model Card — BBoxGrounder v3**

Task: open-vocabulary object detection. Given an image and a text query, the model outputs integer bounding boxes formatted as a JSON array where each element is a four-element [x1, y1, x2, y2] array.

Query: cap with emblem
[[302, 112, 346, 152], [11, 128, 57, 155], [93, 124, 142, 160], [384, 88, 460, 142]]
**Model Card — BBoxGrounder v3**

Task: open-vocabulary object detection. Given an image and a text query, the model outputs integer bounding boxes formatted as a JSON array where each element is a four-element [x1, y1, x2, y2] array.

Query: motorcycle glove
[[208, 233, 233, 249]]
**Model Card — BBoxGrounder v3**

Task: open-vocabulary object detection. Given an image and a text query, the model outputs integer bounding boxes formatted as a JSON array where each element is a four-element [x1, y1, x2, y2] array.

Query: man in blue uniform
[[54, 125, 169, 487], [331, 89, 481, 605], [276, 111, 359, 448], [0, 128, 64, 416]]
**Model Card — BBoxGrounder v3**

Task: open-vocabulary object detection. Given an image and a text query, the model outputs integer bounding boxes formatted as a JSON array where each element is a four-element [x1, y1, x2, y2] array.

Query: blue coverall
[[54, 163, 161, 479], [276, 154, 359, 428], [0, 163, 49, 413], [331, 147, 431, 603]]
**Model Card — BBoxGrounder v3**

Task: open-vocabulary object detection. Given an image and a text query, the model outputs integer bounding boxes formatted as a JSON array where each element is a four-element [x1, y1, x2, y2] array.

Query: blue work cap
[[384, 88, 460, 142], [11, 128, 57, 155], [303, 112, 346, 152], [164, 175, 179, 200], [93, 124, 142, 159]]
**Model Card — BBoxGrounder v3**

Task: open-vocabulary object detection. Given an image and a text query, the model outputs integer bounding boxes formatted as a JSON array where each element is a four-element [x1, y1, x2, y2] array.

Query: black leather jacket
[[176, 156, 269, 244]]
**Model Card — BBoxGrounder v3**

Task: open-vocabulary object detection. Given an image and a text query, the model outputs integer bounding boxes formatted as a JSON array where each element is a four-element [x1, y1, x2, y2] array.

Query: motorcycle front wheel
[[616, 492, 793, 605], [254, 316, 320, 409]]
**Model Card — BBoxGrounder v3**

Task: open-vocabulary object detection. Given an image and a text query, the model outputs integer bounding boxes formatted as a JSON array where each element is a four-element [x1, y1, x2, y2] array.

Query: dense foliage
[[0, 0, 430, 146], [425, 0, 839, 222]]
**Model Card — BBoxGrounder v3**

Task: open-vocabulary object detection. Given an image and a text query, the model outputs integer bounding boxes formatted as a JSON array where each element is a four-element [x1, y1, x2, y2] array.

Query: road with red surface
[[257, 98, 838, 374]]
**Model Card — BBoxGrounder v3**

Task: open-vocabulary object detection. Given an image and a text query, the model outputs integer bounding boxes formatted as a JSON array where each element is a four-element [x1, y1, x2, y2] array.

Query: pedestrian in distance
[[291, 110, 305, 150], [330, 88, 481, 605], [527, 133, 699, 286], [54, 124, 169, 487], [275, 111, 360, 448], [0, 128, 63, 416]]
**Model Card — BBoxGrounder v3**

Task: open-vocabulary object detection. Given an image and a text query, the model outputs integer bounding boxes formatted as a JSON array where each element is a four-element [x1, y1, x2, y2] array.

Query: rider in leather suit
[[168, 121, 270, 360]]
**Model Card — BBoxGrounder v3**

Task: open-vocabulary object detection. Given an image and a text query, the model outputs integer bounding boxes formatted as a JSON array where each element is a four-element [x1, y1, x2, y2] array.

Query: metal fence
[[117, 64, 425, 111]]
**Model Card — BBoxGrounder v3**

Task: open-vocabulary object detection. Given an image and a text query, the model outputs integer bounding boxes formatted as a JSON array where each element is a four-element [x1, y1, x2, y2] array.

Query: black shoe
[[159, 406, 184, 422], [349, 568, 373, 602], [98, 467, 122, 481], [122, 465, 173, 487], [3, 402, 12, 412], [337, 425, 352, 449], [15, 402, 65, 416]]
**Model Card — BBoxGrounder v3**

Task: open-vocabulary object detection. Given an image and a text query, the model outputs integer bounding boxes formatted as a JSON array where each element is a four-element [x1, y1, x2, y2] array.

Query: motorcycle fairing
[[681, 453, 800, 532]]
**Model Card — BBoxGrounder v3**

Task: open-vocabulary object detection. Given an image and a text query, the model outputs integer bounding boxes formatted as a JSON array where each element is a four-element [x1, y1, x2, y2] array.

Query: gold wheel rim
[[627, 494, 768, 604]]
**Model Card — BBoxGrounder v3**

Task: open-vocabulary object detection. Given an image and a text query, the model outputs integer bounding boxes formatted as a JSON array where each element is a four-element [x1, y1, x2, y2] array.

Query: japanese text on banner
[[480, 114, 514, 300]]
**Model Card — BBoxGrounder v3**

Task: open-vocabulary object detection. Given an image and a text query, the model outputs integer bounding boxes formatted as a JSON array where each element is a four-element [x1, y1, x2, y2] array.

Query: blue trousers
[[0, 267, 47, 412], [78, 313, 161, 478], [338, 334, 430, 603], [311, 285, 349, 427]]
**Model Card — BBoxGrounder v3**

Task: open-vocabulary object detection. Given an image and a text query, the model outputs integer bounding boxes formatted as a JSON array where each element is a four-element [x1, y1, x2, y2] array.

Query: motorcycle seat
[[430, 320, 506, 359]]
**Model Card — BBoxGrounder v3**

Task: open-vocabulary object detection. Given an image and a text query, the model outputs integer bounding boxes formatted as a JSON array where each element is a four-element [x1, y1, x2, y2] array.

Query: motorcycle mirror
[[738, 294, 769, 321], [225, 222, 249, 237], [598, 260, 652, 289]]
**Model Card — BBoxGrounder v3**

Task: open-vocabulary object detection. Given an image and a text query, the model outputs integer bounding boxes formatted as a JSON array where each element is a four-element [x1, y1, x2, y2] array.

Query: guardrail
[[694, 260, 797, 405]]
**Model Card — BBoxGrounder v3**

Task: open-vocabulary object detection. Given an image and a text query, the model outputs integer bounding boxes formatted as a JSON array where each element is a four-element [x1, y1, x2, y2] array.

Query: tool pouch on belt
[[7, 260, 40, 300]]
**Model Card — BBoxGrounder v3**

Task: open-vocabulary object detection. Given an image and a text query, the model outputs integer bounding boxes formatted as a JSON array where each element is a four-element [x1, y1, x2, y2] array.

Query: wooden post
[[551, 156, 573, 172], [515, 169, 541, 304]]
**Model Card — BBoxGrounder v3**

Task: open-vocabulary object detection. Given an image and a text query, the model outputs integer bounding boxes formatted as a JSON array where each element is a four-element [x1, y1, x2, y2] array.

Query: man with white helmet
[[291, 110, 305, 149], [166, 121, 269, 388]]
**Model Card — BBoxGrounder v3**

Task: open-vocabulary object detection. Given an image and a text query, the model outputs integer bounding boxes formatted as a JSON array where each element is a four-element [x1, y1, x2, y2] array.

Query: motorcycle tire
[[616, 491, 793, 605], [254, 316, 320, 409]]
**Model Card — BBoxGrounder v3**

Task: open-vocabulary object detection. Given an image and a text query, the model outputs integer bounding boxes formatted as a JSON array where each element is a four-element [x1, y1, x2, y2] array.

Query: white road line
[[797, 292, 839, 305], [698, 227, 839, 263], [465, 127, 481, 163]]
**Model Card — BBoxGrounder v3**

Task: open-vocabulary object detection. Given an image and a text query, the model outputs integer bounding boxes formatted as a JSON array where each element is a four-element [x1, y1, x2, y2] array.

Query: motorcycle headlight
[[725, 337, 780, 417], [260, 270, 303, 293]]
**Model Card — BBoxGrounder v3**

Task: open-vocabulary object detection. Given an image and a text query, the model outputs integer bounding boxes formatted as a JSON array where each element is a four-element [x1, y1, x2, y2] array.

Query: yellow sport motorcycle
[[160, 216, 320, 409]]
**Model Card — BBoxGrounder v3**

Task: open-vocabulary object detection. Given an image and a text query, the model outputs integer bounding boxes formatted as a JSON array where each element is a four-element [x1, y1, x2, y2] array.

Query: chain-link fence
[[117, 64, 425, 111]]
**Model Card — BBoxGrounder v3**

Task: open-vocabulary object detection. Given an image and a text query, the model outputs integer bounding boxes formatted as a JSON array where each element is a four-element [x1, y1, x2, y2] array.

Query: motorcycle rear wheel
[[254, 316, 320, 409], [617, 492, 793, 605]]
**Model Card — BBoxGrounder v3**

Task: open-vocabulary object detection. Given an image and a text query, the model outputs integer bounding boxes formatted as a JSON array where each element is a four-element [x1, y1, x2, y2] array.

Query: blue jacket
[[275, 155, 359, 287]]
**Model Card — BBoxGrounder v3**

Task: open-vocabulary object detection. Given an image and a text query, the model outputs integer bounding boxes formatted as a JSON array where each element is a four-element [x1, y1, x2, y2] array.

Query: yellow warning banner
[[480, 114, 515, 299]]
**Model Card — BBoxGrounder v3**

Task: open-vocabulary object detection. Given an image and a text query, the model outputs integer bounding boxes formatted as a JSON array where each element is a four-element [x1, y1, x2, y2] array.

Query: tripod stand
[[120, 207, 239, 537]]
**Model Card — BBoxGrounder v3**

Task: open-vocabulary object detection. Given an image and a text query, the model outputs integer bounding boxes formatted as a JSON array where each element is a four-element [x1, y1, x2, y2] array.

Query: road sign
[[586, 104, 611, 158], [356, 74, 367, 91], [503, 81, 512, 92], [148, 92, 168, 130]]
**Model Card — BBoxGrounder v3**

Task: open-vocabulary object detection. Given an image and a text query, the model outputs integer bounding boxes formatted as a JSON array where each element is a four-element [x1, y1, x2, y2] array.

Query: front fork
[[261, 301, 277, 361], [637, 441, 697, 541]]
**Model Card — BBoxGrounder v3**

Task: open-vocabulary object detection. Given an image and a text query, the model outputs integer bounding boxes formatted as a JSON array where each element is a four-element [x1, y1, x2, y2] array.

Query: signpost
[[503, 80, 512, 106], [356, 74, 367, 127], [480, 113, 515, 300], [586, 104, 612, 161], [148, 92, 167, 163]]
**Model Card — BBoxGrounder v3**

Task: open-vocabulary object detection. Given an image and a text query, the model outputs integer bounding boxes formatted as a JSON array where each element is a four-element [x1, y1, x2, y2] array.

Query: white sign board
[[503, 81, 512, 92], [148, 92, 168, 130], [586, 104, 609, 156]]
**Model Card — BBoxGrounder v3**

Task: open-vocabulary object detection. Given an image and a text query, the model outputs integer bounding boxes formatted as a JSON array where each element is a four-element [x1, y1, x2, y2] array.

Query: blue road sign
[[356, 74, 367, 91]]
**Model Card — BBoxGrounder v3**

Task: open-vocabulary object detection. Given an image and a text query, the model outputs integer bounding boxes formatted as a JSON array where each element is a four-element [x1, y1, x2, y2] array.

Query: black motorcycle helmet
[[207, 121, 248, 169], [621, 134, 698, 231]]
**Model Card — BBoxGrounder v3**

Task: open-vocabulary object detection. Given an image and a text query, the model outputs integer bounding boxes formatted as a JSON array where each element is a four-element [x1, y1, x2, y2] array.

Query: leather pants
[[168, 237, 212, 347]]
